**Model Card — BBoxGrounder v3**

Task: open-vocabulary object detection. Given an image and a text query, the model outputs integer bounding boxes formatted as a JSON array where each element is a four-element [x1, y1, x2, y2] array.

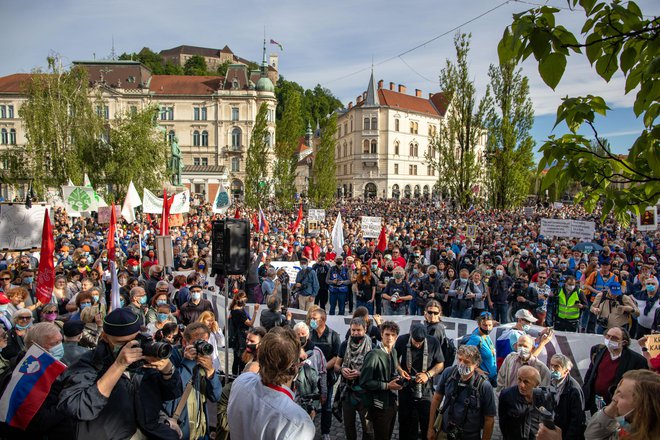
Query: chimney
[[362, 91, 367, 100], [378, 79, 383, 89], [398, 84, 406, 94], [415, 89, 422, 97], [357, 95, 362, 103], [348, 101, 353, 109], [389, 82, 395, 90]]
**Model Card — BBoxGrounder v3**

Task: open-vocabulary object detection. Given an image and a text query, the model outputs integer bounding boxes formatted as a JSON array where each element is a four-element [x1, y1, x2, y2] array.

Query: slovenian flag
[[0, 344, 67, 429], [258, 206, 270, 234], [270, 39, 283, 51]]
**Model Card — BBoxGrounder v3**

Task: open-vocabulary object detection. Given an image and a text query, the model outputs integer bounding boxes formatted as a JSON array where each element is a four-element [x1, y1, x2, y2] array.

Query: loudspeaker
[[224, 219, 250, 275], [211, 220, 226, 275]]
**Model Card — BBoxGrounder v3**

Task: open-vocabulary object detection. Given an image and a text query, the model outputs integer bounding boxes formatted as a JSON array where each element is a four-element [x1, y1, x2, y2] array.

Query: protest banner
[[540, 218, 595, 240], [523, 207, 534, 217], [637, 206, 658, 232], [0, 204, 52, 250], [466, 225, 477, 238], [361, 216, 381, 238], [308, 209, 325, 221], [647, 334, 660, 359], [97, 206, 121, 224], [553, 202, 564, 209]]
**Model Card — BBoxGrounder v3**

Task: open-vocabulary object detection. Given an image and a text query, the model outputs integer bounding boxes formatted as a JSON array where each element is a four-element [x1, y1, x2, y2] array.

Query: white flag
[[170, 190, 190, 214], [332, 212, 344, 253], [67, 178, 74, 186], [83, 173, 91, 187], [121, 181, 142, 223], [212, 182, 231, 214], [142, 188, 163, 213]]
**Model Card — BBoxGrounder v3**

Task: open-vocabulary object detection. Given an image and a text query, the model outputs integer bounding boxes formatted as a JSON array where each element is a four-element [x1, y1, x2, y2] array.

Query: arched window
[[363, 139, 370, 154], [9, 129, 16, 145], [363, 117, 370, 131], [414, 143, 419, 157], [371, 117, 377, 130], [0, 128, 7, 145], [392, 184, 400, 199], [370, 140, 377, 154], [395, 119, 400, 131], [409, 143, 414, 156], [231, 128, 241, 148], [404, 185, 411, 198], [343, 143, 347, 157], [414, 185, 421, 197], [192, 130, 200, 146], [168, 130, 175, 144], [201, 130, 208, 146], [394, 140, 400, 155], [264, 132, 271, 147]]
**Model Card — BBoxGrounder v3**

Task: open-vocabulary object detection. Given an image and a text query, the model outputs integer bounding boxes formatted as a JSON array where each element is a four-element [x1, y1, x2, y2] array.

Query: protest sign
[[0, 204, 52, 250], [647, 334, 660, 359], [637, 206, 658, 232], [466, 225, 477, 238], [308, 209, 325, 221], [97, 206, 121, 224], [541, 218, 595, 240], [361, 216, 381, 238], [523, 207, 534, 217]]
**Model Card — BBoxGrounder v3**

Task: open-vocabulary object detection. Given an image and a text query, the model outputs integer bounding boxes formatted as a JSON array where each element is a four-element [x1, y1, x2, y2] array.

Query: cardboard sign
[[553, 202, 564, 209], [647, 334, 660, 359], [0, 204, 52, 250], [466, 225, 477, 238], [540, 218, 595, 240], [523, 207, 534, 217], [308, 209, 325, 221], [361, 216, 381, 238]]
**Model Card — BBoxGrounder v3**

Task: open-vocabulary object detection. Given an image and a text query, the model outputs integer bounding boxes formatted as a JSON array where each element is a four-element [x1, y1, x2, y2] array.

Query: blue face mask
[[119, 298, 126, 307], [15, 322, 32, 330], [309, 319, 318, 330], [647, 284, 656, 293], [550, 370, 562, 382], [49, 342, 64, 361], [616, 409, 634, 431], [157, 313, 169, 322], [92, 295, 99, 303], [198, 264, 205, 270], [80, 303, 91, 310], [139, 296, 148, 305], [23, 277, 34, 284], [191, 292, 201, 301], [156, 300, 167, 306]]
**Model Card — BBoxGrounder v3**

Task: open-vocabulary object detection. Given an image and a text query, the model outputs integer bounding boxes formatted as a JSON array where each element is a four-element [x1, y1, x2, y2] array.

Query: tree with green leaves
[[309, 114, 337, 208], [425, 33, 491, 208], [101, 106, 169, 197], [274, 91, 304, 208], [499, 0, 659, 223], [484, 62, 536, 209], [245, 103, 271, 208], [275, 77, 342, 124], [184, 55, 209, 76], [15, 58, 104, 195]]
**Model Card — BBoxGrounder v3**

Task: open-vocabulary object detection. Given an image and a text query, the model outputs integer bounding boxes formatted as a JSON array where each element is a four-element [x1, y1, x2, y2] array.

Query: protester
[[549, 354, 586, 440], [497, 334, 551, 391], [382, 266, 413, 316], [498, 365, 551, 440], [327, 256, 351, 315], [295, 321, 328, 412], [61, 320, 90, 366], [260, 295, 294, 331], [465, 311, 498, 386], [228, 291, 256, 375], [555, 276, 588, 332]]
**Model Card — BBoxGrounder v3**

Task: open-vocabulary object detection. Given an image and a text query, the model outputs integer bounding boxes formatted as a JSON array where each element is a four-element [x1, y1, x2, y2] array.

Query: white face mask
[[518, 347, 531, 360], [604, 337, 621, 352], [457, 362, 472, 377]]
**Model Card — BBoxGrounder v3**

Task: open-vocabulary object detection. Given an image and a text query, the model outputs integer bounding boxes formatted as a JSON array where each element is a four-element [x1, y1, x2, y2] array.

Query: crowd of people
[[0, 197, 658, 439]]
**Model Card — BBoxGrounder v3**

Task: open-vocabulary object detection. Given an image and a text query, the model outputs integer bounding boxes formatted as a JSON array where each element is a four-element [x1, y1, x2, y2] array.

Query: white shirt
[[228, 372, 315, 440]]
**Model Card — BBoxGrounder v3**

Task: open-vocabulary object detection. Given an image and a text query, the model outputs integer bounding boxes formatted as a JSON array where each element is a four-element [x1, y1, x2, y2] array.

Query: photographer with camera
[[165, 322, 222, 440], [58, 308, 182, 439], [448, 268, 480, 319], [427, 345, 496, 440], [395, 324, 445, 440], [509, 274, 539, 318], [295, 257, 319, 312], [498, 365, 554, 440], [590, 282, 639, 334], [487, 264, 514, 324], [260, 295, 293, 331]]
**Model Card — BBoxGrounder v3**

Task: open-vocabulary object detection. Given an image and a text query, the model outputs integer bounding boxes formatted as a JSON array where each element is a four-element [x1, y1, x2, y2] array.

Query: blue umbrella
[[572, 242, 603, 253]]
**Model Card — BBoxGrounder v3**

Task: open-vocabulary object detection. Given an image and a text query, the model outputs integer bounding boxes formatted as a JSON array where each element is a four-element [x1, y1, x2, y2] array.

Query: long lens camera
[[194, 339, 214, 356], [136, 333, 172, 359]]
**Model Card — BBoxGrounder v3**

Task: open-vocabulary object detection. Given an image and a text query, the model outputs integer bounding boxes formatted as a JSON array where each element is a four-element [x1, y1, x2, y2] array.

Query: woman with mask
[[79, 305, 103, 349], [441, 267, 456, 317], [194, 257, 209, 284], [229, 292, 258, 375], [3, 308, 33, 360], [145, 287, 176, 324], [632, 276, 659, 338], [352, 265, 376, 315], [407, 262, 424, 316], [548, 354, 586, 440], [69, 291, 94, 321], [39, 303, 63, 329], [51, 275, 70, 315], [146, 303, 176, 336], [584, 369, 660, 440], [382, 267, 413, 316]]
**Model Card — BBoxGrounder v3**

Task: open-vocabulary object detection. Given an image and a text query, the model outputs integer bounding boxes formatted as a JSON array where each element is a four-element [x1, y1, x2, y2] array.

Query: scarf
[[342, 335, 372, 371], [643, 292, 658, 316]]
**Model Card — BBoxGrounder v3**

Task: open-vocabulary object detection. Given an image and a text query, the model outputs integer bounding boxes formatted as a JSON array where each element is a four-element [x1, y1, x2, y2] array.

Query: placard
[[466, 225, 477, 238], [308, 209, 325, 221], [523, 207, 534, 217], [638, 206, 658, 232], [647, 334, 660, 359], [570, 219, 596, 240], [0, 204, 52, 250], [97, 206, 121, 224], [553, 202, 564, 209], [541, 218, 595, 240], [361, 216, 381, 238]]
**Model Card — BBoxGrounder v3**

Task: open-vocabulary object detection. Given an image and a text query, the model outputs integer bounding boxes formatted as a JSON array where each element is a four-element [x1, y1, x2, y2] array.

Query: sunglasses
[[16, 316, 32, 321], [0, 278, 11, 281], [425, 310, 440, 316], [479, 312, 493, 319]]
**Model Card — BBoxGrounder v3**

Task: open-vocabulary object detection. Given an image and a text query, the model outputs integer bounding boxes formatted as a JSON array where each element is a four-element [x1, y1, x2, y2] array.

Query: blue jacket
[[295, 268, 319, 297], [164, 347, 222, 440]]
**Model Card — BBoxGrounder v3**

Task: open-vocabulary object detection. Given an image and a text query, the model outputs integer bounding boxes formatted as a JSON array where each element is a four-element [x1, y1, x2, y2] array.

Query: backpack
[[458, 329, 482, 351], [294, 359, 320, 401], [440, 367, 486, 415], [441, 337, 457, 367]]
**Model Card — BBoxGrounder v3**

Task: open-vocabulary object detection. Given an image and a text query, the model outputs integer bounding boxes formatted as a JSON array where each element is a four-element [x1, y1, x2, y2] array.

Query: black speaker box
[[213, 219, 250, 275]]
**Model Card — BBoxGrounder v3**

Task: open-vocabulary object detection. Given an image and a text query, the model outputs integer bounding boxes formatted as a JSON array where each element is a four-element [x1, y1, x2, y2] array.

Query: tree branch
[[561, 18, 659, 48]]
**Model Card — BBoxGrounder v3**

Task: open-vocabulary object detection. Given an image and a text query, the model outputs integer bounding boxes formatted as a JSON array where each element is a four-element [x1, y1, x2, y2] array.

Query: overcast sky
[[1, 0, 656, 154]]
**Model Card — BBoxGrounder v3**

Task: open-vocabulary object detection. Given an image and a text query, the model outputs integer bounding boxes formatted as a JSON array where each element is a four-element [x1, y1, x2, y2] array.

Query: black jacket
[[58, 340, 182, 439], [553, 376, 586, 440], [582, 345, 648, 412], [259, 309, 293, 331], [498, 386, 542, 440]]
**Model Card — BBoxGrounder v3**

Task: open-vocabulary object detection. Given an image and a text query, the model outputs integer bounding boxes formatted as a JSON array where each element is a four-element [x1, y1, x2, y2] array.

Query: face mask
[[309, 319, 318, 330], [414, 253, 420, 258], [245, 343, 257, 353], [102, 257, 108, 262], [157, 300, 167, 306], [457, 362, 472, 377], [80, 303, 91, 310], [522, 324, 531, 332], [198, 264, 205, 270], [361, 270, 368, 275], [496, 270, 503, 277], [634, 257, 641, 262], [647, 284, 656, 293], [550, 370, 563, 382], [371, 264, 378, 270], [604, 337, 620, 351], [92, 295, 99, 303], [0, 304, 8, 313], [15, 322, 32, 330], [518, 347, 531, 360], [23, 277, 34, 284], [428, 272, 436, 278], [350, 335, 365, 344], [412, 269, 418, 275], [139, 296, 148, 305], [192, 292, 201, 301], [43, 312, 57, 322], [49, 342, 64, 360], [300, 264, 308, 270], [460, 277, 468, 283], [299, 336, 307, 347], [479, 326, 490, 335], [616, 409, 634, 431], [394, 273, 403, 279], [157, 312, 169, 322], [119, 298, 126, 307], [386, 266, 394, 271]]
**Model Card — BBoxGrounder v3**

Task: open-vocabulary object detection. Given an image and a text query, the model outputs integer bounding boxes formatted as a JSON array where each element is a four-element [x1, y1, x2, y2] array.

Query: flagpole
[[138, 221, 143, 278]]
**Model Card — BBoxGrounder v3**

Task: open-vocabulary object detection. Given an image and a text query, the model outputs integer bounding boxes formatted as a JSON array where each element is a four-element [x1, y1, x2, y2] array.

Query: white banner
[[170, 190, 190, 215], [361, 216, 381, 238], [540, 218, 595, 240], [0, 204, 52, 250], [308, 209, 326, 221], [143, 188, 163, 213], [570, 220, 596, 240]]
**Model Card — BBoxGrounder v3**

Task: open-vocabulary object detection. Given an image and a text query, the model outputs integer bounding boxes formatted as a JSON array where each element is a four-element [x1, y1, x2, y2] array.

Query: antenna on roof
[[110, 35, 117, 60]]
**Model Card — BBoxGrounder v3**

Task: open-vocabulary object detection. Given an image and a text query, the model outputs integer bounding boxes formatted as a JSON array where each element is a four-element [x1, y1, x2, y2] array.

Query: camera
[[136, 332, 172, 359], [596, 316, 609, 328], [446, 422, 464, 440], [193, 339, 214, 356]]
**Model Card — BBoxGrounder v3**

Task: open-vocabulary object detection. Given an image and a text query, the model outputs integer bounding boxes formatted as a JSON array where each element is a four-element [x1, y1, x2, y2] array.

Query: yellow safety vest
[[557, 289, 581, 320]]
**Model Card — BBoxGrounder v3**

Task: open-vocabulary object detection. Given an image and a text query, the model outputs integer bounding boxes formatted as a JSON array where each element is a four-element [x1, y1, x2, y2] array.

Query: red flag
[[291, 203, 303, 233], [377, 224, 388, 253], [234, 207, 241, 219], [35, 210, 55, 304], [107, 204, 121, 311], [107, 204, 116, 261], [159, 189, 171, 235]]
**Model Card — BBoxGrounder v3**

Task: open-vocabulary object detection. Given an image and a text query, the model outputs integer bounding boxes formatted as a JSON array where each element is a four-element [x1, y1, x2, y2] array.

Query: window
[[414, 165, 418, 175], [231, 157, 240, 172], [130, 105, 138, 114], [344, 123, 348, 135], [428, 124, 437, 137], [160, 106, 174, 120], [410, 121, 418, 134], [267, 108, 275, 122], [194, 107, 199, 120], [193, 157, 200, 165], [371, 117, 377, 130], [394, 163, 399, 175], [201, 130, 208, 146], [343, 164, 347, 175], [395, 118, 399, 131], [409, 142, 419, 157], [350, 118, 353, 131], [7, 105, 13, 118], [201, 107, 207, 120], [9, 129, 16, 145], [0, 105, 5, 118], [363, 140, 369, 154], [231, 128, 241, 148], [97, 105, 109, 119], [338, 125, 342, 137], [194, 107, 207, 121], [232, 107, 239, 121], [193, 130, 200, 146], [370, 140, 377, 154], [1, 128, 7, 144], [409, 164, 413, 175], [344, 144, 348, 157], [363, 117, 370, 131], [264, 132, 272, 147], [193, 157, 208, 166], [394, 140, 400, 155], [168, 130, 175, 144]]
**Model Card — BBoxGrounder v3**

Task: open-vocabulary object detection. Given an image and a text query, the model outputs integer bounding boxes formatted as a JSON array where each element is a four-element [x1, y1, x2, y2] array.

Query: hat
[[0, 293, 9, 305], [514, 309, 538, 323], [300, 257, 309, 263], [82, 245, 91, 252], [103, 308, 141, 336], [608, 282, 622, 295], [601, 258, 611, 266], [60, 246, 70, 252], [127, 259, 139, 267], [410, 324, 427, 342], [63, 320, 85, 337]]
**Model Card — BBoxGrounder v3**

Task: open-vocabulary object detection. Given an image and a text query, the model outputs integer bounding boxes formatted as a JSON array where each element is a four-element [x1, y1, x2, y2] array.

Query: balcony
[[222, 146, 244, 155], [361, 153, 378, 167]]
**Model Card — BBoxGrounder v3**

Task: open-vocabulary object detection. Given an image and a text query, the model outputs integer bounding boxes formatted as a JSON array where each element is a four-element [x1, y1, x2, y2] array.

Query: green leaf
[[595, 53, 618, 81], [530, 29, 551, 61], [580, 0, 597, 15], [538, 52, 566, 90], [585, 33, 603, 65], [620, 46, 637, 73]]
